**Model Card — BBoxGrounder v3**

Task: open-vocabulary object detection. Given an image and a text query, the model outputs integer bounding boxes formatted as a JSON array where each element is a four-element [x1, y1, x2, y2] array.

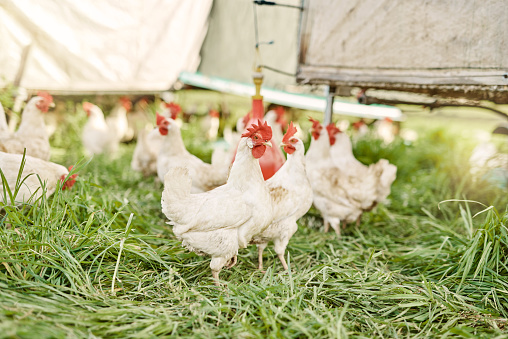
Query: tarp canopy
[[0, 0, 212, 93], [297, 0, 508, 102]]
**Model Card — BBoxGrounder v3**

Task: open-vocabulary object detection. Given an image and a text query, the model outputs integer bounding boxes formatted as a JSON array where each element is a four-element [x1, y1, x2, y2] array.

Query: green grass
[[1, 92, 507, 338]]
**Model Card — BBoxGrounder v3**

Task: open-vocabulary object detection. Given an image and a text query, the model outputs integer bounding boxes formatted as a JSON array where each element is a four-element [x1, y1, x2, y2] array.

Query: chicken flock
[[0, 93, 397, 285]]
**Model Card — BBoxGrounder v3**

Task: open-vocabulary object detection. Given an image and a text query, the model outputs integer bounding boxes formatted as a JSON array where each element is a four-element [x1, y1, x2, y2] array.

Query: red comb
[[352, 120, 365, 129], [83, 102, 94, 111], [35, 91, 53, 112], [326, 123, 341, 136], [119, 96, 132, 110], [156, 112, 166, 126], [209, 109, 220, 118], [282, 122, 297, 144], [309, 118, 323, 140], [309, 118, 321, 128], [37, 91, 53, 104], [60, 169, 78, 190], [241, 119, 272, 140], [165, 102, 181, 120]]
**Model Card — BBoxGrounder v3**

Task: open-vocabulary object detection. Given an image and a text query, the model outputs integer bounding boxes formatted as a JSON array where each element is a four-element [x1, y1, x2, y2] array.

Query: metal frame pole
[[324, 86, 336, 125]]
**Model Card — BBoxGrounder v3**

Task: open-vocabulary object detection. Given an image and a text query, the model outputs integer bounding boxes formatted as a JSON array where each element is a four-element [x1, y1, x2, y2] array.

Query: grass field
[[1, 91, 507, 338]]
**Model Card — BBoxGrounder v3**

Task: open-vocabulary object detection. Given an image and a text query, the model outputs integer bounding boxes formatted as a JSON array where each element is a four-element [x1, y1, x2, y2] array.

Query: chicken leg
[[257, 243, 268, 271], [277, 254, 288, 271]]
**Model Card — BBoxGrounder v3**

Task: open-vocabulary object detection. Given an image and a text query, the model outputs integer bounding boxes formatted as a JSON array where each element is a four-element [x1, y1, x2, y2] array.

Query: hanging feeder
[[233, 67, 285, 180]]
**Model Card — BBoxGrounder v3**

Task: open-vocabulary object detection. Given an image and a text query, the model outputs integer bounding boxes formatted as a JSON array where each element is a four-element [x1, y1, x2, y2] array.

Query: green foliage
[[0, 99, 507, 338], [0, 82, 16, 109]]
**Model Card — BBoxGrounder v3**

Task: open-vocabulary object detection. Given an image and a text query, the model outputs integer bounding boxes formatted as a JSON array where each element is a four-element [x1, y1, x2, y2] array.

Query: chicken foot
[[210, 256, 231, 286], [324, 219, 330, 233], [257, 243, 268, 272]]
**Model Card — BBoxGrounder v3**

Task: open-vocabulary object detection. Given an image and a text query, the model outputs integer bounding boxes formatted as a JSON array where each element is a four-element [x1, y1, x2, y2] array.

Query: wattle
[[283, 145, 295, 154], [159, 127, 168, 135], [252, 145, 267, 159], [312, 131, 320, 140]]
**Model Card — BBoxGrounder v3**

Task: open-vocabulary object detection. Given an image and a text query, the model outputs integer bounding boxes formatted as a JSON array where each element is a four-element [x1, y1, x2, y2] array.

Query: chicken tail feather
[[373, 159, 397, 202], [161, 167, 192, 221]]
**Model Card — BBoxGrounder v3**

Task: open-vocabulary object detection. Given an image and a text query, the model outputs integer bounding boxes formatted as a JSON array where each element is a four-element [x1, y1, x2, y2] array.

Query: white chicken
[[210, 112, 251, 174], [351, 119, 369, 141], [161, 120, 273, 285], [328, 123, 397, 207], [374, 117, 397, 144], [202, 108, 220, 141], [126, 98, 152, 141], [82, 102, 119, 156], [156, 113, 228, 193], [306, 119, 369, 236], [0, 92, 53, 161], [264, 110, 284, 148], [251, 122, 313, 271], [131, 103, 180, 176], [107, 97, 131, 143], [0, 152, 77, 204]]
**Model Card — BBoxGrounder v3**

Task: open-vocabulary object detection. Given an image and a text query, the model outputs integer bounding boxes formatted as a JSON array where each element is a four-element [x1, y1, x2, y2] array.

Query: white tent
[[0, 0, 212, 93]]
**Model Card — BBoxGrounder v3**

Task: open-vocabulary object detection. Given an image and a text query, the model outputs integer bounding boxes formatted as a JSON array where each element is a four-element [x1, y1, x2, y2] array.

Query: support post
[[323, 85, 336, 125]]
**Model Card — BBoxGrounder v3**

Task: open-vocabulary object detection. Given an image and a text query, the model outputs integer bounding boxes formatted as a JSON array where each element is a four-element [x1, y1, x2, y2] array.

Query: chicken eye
[[290, 138, 297, 143]]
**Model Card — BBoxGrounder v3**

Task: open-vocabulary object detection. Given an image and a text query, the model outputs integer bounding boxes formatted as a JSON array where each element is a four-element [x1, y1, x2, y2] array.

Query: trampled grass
[[1, 100, 507, 338]]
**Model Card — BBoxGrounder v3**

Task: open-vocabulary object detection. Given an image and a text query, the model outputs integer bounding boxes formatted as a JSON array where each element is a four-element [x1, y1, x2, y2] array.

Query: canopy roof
[[0, 0, 212, 93], [297, 0, 508, 102]]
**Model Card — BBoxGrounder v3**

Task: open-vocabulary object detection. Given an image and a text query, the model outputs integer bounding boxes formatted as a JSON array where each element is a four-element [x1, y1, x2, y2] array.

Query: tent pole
[[13, 44, 32, 88], [324, 85, 335, 125]]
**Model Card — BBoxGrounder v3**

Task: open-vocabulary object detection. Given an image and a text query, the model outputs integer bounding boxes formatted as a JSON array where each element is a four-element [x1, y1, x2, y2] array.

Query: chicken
[[156, 113, 228, 193], [107, 97, 131, 143], [305, 119, 370, 236], [202, 108, 220, 141], [0, 92, 53, 161], [470, 141, 508, 188], [131, 127, 161, 176], [130, 104, 179, 176], [374, 117, 397, 144], [264, 109, 284, 148], [0, 151, 77, 205], [352, 119, 369, 136], [251, 122, 313, 271], [210, 112, 251, 173], [328, 123, 397, 207], [161, 120, 273, 285], [82, 102, 119, 156], [126, 97, 152, 141]]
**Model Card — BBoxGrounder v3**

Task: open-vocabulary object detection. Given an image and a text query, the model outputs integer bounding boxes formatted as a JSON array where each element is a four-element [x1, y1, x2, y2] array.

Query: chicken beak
[[263, 140, 272, 147], [49, 102, 56, 108], [279, 142, 287, 148]]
